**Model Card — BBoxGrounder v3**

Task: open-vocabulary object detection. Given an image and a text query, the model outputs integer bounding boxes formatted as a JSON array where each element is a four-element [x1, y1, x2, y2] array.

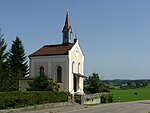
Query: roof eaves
[[29, 53, 69, 57]]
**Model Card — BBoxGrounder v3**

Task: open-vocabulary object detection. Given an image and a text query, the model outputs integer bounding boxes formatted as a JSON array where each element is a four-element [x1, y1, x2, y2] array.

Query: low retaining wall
[[74, 93, 101, 104], [84, 93, 101, 104]]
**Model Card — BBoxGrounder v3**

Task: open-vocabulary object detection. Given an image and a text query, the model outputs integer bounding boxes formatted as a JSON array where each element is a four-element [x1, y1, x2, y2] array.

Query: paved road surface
[[65, 100, 150, 113]]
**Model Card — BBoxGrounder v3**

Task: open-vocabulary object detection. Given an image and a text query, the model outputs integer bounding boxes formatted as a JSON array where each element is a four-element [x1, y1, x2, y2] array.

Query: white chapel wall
[[30, 55, 69, 92]]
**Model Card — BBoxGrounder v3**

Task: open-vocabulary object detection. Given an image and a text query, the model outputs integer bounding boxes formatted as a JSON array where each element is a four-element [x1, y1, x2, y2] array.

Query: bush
[[101, 93, 113, 103], [27, 75, 59, 91], [0, 91, 70, 109], [102, 87, 110, 92]]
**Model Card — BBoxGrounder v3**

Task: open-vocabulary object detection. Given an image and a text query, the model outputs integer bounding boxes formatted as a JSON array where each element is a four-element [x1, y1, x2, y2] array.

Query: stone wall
[[74, 93, 101, 105], [84, 93, 101, 104]]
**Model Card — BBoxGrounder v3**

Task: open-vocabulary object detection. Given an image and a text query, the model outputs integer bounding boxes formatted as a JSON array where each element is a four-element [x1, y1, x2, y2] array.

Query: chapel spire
[[62, 11, 72, 44]]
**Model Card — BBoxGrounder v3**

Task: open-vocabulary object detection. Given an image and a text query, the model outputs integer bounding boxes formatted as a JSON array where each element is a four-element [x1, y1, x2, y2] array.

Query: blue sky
[[0, 0, 150, 79]]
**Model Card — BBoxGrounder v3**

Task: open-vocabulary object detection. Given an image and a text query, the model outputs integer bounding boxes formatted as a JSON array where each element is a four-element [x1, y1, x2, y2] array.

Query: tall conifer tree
[[8, 37, 28, 90], [0, 32, 8, 91]]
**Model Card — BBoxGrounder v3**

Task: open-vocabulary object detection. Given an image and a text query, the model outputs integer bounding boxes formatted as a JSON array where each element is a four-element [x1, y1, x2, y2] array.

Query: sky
[[0, 0, 150, 80]]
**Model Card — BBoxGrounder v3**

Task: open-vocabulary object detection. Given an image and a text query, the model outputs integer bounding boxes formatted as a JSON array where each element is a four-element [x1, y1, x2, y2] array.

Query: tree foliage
[[9, 37, 28, 78], [0, 32, 29, 91], [89, 73, 102, 93], [0, 32, 9, 91], [0, 33, 7, 72], [8, 37, 28, 91], [84, 73, 103, 94], [27, 74, 60, 91]]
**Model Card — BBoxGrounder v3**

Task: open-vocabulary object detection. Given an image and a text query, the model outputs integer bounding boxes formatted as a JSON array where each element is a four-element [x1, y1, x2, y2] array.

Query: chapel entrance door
[[74, 75, 77, 92]]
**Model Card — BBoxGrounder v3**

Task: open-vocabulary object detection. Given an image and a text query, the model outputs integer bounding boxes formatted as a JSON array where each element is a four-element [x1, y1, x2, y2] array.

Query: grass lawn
[[111, 88, 150, 102]]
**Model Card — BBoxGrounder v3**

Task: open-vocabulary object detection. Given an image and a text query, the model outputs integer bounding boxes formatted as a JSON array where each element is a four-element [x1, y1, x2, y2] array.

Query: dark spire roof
[[65, 11, 70, 29], [62, 11, 72, 32]]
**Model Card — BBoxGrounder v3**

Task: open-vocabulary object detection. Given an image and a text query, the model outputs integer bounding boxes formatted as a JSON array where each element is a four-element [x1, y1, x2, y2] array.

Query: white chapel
[[19, 12, 85, 94]]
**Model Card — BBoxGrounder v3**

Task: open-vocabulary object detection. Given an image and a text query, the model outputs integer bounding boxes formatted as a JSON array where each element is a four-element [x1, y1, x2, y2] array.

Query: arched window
[[39, 66, 44, 75], [57, 66, 62, 83], [78, 63, 80, 73], [72, 62, 75, 73]]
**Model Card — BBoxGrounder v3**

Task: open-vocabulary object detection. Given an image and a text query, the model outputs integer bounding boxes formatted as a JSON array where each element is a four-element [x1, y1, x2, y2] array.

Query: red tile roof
[[29, 43, 74, 57]]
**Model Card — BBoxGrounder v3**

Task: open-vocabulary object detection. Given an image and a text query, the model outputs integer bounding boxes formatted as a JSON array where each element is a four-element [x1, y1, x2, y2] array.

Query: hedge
[[0, 91, 70, 109], [101, 93, 113, 103]]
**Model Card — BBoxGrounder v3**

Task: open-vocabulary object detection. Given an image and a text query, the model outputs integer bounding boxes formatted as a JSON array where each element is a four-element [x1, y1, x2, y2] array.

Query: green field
[[111, 88, 150, 102]]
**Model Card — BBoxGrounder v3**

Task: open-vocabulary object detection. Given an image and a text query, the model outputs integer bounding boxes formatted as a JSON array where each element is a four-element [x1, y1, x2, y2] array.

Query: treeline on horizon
[[103, 79, 150, 89]]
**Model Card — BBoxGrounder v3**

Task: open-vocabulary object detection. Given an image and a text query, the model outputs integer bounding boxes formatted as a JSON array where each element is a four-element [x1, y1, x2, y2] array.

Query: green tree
[[27, 74, 59, 91], [84, 73, 103, 94], [0, 32, 9, 91], [8, 36, 28, 90]]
